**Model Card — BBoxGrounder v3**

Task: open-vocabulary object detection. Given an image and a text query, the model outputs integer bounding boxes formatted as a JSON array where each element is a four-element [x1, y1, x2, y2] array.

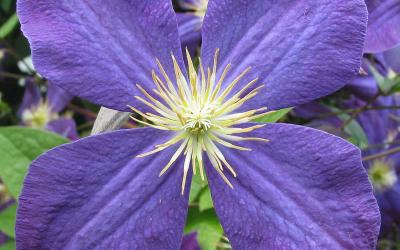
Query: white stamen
[[130, 48, 268, 194]]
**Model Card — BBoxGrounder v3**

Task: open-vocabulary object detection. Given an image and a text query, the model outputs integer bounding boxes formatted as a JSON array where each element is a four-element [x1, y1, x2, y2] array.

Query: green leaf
[[0, 14, 19, 39], [199, 187, 213, 211], [344, 121, 369, 149], [0, 0, 13, 12], [189, 173, 207, 203], [253, 108, 292, 123], [0, 204, 16, 238], [0, 127, 69, 198], [370, 64, 400, 95], [0, 241, 15, 250], [336, 113, 369, 149], [185, 208, 224, 250]]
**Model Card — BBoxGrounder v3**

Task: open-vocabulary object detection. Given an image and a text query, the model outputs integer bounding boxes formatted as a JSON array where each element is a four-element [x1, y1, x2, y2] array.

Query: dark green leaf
[[0, 0, 13, 12], [0, 127, 69, 198]]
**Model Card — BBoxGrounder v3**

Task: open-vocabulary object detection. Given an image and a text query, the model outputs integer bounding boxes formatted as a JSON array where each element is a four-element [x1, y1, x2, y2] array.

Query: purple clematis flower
[[364, 0, 400, 53], [16, 0, 380, 249], [347, 97, 400, 237], [296, 95, 400, 239], [18, 78, 78, 140]]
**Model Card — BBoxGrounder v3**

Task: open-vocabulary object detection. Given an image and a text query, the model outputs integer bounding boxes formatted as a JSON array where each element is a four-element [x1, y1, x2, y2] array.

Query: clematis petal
[[47, 82, 73, 113], [46, 118, 78, 140], [364, 0, 400, 53], [201, 0, 367, 110], [382, 45, 400, 73], [17, 78, 40, 117], [16, 128, 190, 249], [176, 13, 202, 57], [206, 123, 380, 249], [347, 76, 379, 101], [376, 182, 400, 236], [17, 0, 184, 111]]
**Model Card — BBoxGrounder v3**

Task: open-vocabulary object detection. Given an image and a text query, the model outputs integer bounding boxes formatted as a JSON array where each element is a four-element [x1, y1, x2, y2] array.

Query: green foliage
[[0, 14, 19, 39], [0, 241, 16, 250], [0, 204, 16, 238], [0, 94, 11, 120], [189, 173, 206, 203], [370, 65, 400, 95], [0, 127, 69, 198], [199, 187, 213, 211], [327, 106, 369, 149], [253, 107, 292, 123], [0, 0, 13, 12], [338, 114, 369, 149], [185, 207, 224, 250]]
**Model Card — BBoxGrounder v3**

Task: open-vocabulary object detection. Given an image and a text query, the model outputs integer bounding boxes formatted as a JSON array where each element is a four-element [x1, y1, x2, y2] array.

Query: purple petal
[[17, 78, 40, 117], [364, 0, 400, 53], [0, 233, 7, 246], [46, 82, 73, 113], [177, 13, 202, 56], [17, 0, 184, 111], [46, 118, 78, 140], [206, 123, 380, 249], [180, 232, 201, 250], [16, 128, 190, 249], [347, 76, 379, 101], [201, 0, 367, 110], [382, 45, 400, 73], [376, 182, 400, 236]]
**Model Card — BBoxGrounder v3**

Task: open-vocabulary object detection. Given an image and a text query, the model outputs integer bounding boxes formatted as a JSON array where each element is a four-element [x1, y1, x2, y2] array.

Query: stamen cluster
[[181, 0, 209, 20], [22, 101, 57, 128], [130, 49, 270, 194]]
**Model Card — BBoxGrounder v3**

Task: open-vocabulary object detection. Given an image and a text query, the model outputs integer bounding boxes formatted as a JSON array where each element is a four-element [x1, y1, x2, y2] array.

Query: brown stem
[[363, 146, 400, 161]]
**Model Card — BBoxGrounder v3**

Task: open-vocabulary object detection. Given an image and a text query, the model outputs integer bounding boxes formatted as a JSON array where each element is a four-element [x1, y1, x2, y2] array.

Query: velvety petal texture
[[201, 0, 367, 110], [17, 0, 185, 111], [364, 0, 400, 53], [206, 123, 380, 249], [16, 128, 190, 249]]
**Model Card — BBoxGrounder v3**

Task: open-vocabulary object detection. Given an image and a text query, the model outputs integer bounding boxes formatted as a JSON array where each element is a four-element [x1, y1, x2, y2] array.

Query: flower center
[[22, 101, 57, 128], [183, 107, 213, 132], [368, 160, 397, 192], [129, 49, 270, 194]]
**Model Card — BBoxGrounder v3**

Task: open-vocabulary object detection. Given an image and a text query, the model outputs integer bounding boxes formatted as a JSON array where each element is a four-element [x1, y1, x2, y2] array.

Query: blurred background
[[1, 0, 400, 249]]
